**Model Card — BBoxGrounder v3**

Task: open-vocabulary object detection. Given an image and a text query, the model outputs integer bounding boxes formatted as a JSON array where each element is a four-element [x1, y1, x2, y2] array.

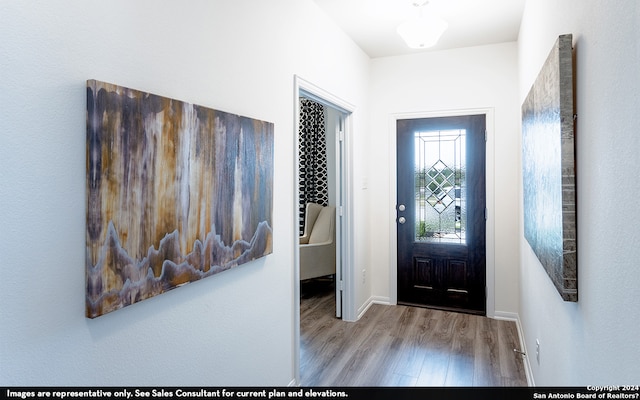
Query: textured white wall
[[0, 0, 370, 385], [518, 0, 640, 384], [368, 43, 521, 315]]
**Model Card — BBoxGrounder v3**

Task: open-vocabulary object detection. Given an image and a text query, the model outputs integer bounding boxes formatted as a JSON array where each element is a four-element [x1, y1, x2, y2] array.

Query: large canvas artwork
[[86, 80, 274, 318], [522, 34, 577, 301]]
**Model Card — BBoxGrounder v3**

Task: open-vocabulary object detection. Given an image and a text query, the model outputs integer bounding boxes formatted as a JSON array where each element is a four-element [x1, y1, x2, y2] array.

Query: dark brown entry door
[[397, 115, 486, 315]]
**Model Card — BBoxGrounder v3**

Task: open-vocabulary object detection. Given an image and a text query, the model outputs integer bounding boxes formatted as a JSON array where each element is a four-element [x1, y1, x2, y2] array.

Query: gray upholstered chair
[[299, 203, 336, 281]]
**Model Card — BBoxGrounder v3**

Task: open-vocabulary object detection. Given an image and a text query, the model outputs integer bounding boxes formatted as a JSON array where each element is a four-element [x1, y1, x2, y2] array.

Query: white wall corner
[[357, 296, 391, 320]]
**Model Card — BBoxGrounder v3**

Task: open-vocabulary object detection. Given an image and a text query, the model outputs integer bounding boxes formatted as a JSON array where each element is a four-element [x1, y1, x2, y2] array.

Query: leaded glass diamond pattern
[[426, 160, 455, 214]]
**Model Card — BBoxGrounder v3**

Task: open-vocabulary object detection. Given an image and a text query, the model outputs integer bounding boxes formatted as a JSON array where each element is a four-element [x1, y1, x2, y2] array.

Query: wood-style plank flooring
[[300, 279, 528, 387]]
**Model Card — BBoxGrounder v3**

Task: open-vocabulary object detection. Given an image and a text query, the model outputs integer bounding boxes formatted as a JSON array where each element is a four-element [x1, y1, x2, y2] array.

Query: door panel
[[446, 259, 468, 291], [397, 115, 486, 315], [414, 257, 436, 289]]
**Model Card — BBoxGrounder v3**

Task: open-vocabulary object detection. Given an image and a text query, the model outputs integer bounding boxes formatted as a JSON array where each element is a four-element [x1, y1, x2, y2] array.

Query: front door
[[396, 115, 486, 315]]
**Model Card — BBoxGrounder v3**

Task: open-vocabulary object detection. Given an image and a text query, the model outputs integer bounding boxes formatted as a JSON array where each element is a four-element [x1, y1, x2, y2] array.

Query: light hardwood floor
[[300, 279, 528, 387]]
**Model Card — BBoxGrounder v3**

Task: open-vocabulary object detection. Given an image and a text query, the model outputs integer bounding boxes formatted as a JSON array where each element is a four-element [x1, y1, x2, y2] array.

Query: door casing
[[388, 108, 496, 317]]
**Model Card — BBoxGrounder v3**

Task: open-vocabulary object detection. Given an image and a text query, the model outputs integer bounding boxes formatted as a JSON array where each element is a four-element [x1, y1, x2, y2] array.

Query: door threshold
[[397, 301, 486, 316]]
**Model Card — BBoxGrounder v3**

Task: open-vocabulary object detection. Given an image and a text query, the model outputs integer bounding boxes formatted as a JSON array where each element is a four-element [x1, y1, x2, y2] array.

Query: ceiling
[[312, 0, 526, 58]]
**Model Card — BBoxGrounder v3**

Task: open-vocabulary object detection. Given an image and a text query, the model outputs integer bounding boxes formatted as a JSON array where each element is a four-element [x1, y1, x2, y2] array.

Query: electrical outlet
[[536, 339, 540, 365], [362, 269, 366, 284]]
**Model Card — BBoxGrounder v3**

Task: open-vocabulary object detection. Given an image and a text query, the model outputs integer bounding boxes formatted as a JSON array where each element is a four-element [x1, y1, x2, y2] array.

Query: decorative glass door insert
[[414, 129, 466, 244]]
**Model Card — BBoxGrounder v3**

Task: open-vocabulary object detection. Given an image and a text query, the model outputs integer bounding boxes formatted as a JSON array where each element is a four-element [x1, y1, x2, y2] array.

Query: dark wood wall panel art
[[522, 34, 577, 301]]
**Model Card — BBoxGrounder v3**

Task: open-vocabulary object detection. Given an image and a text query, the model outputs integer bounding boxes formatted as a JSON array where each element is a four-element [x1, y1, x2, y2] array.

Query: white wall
[[0, 0, 370, 385], [368, 43, 521, 316], [518, 0, 640, 384]]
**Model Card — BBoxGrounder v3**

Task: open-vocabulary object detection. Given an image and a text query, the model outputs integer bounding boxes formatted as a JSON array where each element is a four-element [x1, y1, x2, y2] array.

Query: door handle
[[398, 217, 406, 224]]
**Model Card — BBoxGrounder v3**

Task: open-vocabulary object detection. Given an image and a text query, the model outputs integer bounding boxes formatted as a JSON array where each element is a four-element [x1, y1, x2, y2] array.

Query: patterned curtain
[[298, 98, 329, 235]]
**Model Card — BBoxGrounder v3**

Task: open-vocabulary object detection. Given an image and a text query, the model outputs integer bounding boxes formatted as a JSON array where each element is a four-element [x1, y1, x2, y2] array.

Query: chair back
[[301, 202, 323, 239], [309, 206, 335, 244]]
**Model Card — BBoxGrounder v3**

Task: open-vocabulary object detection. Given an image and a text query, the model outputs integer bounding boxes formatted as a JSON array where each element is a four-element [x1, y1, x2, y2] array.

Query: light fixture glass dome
[[397, 3, 448, 49]]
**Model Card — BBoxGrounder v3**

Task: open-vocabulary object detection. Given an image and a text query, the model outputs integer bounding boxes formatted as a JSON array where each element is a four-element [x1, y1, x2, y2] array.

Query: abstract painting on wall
[[86, 80, 274, 318], [522, 34, 577, 301]]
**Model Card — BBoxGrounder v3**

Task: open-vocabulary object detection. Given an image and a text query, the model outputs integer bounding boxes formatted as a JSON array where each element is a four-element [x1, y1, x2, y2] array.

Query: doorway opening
[[293, 75, 355, 385], [298, 99, 342, 314]]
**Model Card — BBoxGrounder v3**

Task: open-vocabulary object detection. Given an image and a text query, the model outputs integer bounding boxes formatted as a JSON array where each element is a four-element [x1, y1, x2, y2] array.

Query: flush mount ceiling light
[[397, 0, 448, 49]]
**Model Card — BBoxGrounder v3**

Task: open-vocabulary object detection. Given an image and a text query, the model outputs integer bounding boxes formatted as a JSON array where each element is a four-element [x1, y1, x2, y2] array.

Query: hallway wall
[[0, 0, 370, 385], [518, 0, 640, 384]]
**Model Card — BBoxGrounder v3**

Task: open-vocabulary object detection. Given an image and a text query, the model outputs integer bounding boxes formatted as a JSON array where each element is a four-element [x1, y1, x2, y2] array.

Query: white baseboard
[[493, 311, 518, 321], [357, 296, 390, 320], [515, 315, 535, 386], [371, 296, 391, 305], [492, 311, 535, 386]]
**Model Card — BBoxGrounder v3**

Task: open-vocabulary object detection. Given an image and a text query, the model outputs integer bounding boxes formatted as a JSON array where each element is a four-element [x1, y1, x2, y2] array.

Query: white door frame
[[388, 108, 496, 317], [293, 75, 356, 385]]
